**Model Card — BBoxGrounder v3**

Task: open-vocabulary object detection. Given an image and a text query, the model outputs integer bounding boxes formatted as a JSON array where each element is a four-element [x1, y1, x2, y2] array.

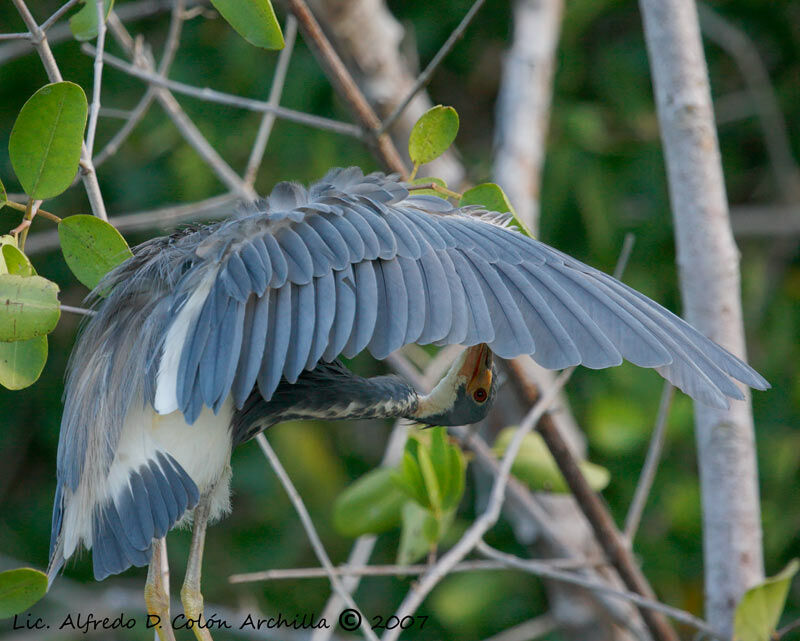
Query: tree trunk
[[638, 0, 765, 635]]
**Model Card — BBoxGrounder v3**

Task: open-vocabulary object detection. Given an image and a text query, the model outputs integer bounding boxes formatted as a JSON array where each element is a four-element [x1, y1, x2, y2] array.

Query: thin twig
[[378, 0, 486, 136], [41, 0, 81, 31], [612, 232, 636, 280], [776, 617, 800, 639], [61, 305, 96, 316], [95, 0, 186, 167], [229, 556, 602, 584], [244, 16, 298, 187], [85, 0, 108, 158], [381, 368, 574, 641], [12, 0, 108, 221], [255, 433, 380, 641], [285, 0, 407, 176], [83, 47, 364, 139], [477, 542, 727, 641], [478, 614, 557, 641], [624, 382, 674, 542], [0, 32, 30, 41]]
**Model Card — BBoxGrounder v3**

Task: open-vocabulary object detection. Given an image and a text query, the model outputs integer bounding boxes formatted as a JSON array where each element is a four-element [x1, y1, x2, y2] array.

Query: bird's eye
[[473, 388, 488, 403]]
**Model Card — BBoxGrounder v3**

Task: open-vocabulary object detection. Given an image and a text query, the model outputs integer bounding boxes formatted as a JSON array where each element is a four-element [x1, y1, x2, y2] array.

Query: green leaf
[[416, 444, 441, 513], [209, 0, 284, 49], [409, 176, 448, 199], [397, 501, 434, 565], [734, 559, 799, 641], [332, 467, 407, 537], [0, 177, 6, 208], [0, 275, 60, 342], [9, 82, 88, 200], [493, 428, 610, 493], [442, 444, 466, 511], [2, 245, 35, 277], [409, 106, 459, 166], [59, 215, 132, 290], [69, 0, 114, 41], [0, 568, 48, 619], [429, 427, 449, 501], [0, 336, 48, 390], [392, 447, 429, 507], [461, 183, 533, 238]]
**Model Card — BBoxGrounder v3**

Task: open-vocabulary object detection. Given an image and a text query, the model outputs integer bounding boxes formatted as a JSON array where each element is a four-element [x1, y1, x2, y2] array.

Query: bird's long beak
[[459, 343, 493, 395]]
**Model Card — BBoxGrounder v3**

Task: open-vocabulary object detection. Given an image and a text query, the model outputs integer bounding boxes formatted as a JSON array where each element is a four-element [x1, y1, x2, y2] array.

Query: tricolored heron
[[46, 167, 768, 639]]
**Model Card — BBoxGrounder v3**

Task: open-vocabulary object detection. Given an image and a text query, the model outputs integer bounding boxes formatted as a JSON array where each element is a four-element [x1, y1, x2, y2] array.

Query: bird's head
[[412, 344, 497, 426]]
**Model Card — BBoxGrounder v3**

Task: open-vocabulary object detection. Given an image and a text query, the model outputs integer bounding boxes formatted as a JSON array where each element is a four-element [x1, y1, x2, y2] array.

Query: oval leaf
[[332, 467, 407, 537], [59, 215, 133, 290], [493, 428, 610, 493], [210, 0, 284, 49], [0, 275, 60, 342], [0, 568, 48, 619], [0, 336, 48, 390], [409, 106, 459, 166], [734, 559, 799, 641], [9, 82, 88, 200], [0, 177, 6, 208], [461, 183, 533, 238], [397, 501, 434, 566], [69, 0, 114, 41]]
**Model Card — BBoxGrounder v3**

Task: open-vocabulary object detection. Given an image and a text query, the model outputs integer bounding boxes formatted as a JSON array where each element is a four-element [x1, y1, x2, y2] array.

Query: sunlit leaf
[[409, 105, 459, 166], [733, 559, 798, 641], [209, 0, 284, 49], [9, 82, 88, 200], [59, 215, 132, 290], [416, 441, 441, 513], [332, 467, 406, 537], [0, 275, 60, 342], [69, 0, 114, 41], [493, 428, 610, 493], [0, 568, 47, 619], [461, 183, 533, 238]]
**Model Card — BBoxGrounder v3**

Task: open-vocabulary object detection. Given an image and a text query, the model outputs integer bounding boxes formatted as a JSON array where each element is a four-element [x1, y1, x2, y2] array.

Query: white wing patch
[[154, 271, 216, 414]]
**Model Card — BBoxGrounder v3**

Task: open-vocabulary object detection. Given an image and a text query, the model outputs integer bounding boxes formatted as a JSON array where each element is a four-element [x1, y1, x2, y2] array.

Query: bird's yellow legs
[[144, 537, 176, 641], [180, 492, 214, 641]]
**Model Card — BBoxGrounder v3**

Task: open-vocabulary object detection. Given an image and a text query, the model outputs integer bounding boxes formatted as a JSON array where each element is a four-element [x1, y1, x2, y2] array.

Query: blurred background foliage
[[0, 0, 798, 639]]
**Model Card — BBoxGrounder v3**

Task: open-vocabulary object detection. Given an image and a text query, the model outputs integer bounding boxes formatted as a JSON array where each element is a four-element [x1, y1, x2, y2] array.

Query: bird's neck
[[231, 362, 420, 445]]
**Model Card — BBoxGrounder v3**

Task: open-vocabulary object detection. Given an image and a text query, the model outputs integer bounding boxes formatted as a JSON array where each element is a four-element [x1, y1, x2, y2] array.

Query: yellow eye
[[473, 388, 488, 403]]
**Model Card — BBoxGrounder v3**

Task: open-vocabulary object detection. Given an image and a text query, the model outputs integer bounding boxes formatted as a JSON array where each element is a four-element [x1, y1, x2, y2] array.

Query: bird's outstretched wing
[[150, 167, 768, 422]]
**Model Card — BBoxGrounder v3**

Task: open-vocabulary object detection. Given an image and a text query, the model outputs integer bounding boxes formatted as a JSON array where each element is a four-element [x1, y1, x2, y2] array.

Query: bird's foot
[[144, 582, 176, 641], [180, 584, 215, 641]]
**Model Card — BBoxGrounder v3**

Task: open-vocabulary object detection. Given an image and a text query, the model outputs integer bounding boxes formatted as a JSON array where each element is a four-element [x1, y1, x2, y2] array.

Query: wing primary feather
[[435, 250, 468, 345], [257, 286, 292, 400], [368, 259, 409, 359], [307, 272, 336, 369], [324, 266, 357, 361], [397, 257, 425, 344], [284, 282, 316, 382], [446, 249, 495, 345], [213, 299, 246, 411], [233, 294, 270, 408], [415, 249, 452, 344], [343, 261, 379, 357]]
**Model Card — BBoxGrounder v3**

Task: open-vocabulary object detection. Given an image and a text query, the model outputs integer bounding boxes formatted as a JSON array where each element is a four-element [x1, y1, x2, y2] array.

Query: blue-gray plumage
[[46, 167, 768, 635]]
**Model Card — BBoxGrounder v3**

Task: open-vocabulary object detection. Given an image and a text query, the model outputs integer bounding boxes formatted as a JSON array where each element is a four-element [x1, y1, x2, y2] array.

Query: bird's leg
[[144, 537, 176, 641], [180, 492, 215, 641]]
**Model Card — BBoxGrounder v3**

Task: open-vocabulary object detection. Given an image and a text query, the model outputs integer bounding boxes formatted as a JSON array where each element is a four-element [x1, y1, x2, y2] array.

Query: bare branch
[[477, 542, 726, 641], [244, 16, 298, 187], [230, 557, 601, 584], [285, 0, 408, 176], [255, 434, 380, 641], [84, 0, 108, 158], [623, 383, 674, 542], [639, 0, 765, 634], [378, 0, 486, 136], [82, 47, 365, 139], [41, 0, 81, 31], [492, 0, 563, 232], [0, 32, 30, 41], [61, 305, 96, 316]]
